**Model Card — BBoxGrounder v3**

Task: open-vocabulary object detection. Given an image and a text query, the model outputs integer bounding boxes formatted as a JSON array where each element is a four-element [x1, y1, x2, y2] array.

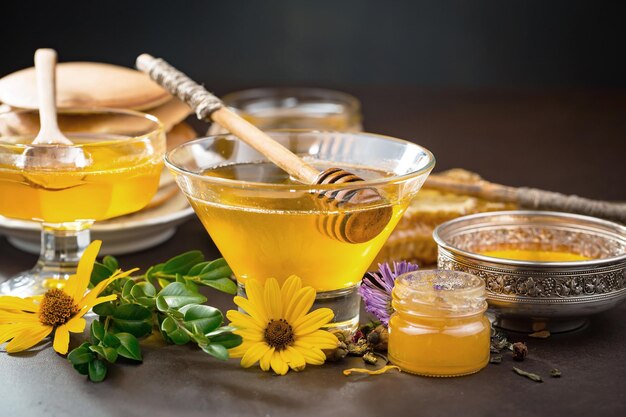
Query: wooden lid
[[148, 97, 192, 132], [0, 62, 171, 110]]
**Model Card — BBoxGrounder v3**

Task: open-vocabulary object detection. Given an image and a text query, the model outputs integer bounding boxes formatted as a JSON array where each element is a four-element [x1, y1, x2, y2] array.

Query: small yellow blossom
[[227, 275, 339, 375], [0, 241, 136, 354]]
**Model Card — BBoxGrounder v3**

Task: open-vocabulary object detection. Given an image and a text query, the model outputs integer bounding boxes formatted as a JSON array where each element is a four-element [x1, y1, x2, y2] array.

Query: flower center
[[264, 319, 294, 351], [39, 289, 78, 326]]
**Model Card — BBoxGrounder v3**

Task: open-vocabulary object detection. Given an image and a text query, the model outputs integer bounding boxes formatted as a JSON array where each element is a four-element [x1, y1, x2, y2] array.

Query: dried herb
[[362, 351, 378, 365], [513, 367, 543, 383], [512, 342, 528, 361], [347, 338, 369, 356], [490, 329, 511, 353], [489, 355, 502, 364], [550, 368, 562, 378], [366, 324, 389, 351], [529, 330, 551, 339]]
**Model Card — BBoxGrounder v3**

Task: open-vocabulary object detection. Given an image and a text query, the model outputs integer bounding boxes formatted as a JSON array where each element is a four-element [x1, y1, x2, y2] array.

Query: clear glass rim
[[0, 107, 164, 150], [395, 270, 485, 294], [221, 86, 361, 115], [164, 129, 436, 191], [433, 210, 626, 267]]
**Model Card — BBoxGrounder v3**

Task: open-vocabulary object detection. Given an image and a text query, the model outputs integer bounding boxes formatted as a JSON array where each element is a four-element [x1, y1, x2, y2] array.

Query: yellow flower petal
[[259, 346, 275, 371], [244, 279, 265, 311], [0, 323, 37, 344], [296, 330, 339, 350], [5, 324, 52, 353], [79, 294, 117, 314], [283, 346, 306, 371], [65, 317, 86, 333], [240, 342, 271, 368], [52, 325, 70, 355], [284, 287, 316, 323], [0, 310, 41, 324], [293, 341, 326, 365], [0, 296, 40, 312], [64, 240, 102, 301], [77, 268, 136, 310], [232, 297, 267, 326], [270, 350, 289, 375], [233, 328, 264, 343], [227, 310, 264, 332], [293, 308, 334, 336], [280, 275, 302, 316], [263, 278, 282, 321], [228, 341, 254, 359]]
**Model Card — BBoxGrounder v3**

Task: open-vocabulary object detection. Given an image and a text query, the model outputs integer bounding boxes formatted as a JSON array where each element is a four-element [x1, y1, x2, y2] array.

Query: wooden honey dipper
[[136, 54, 393, 244]]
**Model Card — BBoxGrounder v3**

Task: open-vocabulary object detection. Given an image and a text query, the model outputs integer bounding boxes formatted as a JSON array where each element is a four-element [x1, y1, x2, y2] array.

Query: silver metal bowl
[[433, 211, 626, 332]]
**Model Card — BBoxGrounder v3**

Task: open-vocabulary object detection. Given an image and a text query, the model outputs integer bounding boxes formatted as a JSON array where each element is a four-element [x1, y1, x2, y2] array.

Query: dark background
[[1, 0, 625, 199], [2, 0, 625, 88]]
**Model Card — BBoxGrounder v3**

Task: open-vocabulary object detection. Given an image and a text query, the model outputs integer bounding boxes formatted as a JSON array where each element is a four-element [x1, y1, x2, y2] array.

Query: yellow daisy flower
[[0, 240, 135, 355], [227, 275, 339, 375]]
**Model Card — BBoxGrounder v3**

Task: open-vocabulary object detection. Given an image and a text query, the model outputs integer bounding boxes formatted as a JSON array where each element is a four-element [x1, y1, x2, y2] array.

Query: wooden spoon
[[137, 54, 392, 244], [23, 49, 88, 169]]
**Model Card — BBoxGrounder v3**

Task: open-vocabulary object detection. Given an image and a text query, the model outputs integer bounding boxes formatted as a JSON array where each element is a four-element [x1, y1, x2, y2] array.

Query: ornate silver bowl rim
[[433, 210, 626, 268]]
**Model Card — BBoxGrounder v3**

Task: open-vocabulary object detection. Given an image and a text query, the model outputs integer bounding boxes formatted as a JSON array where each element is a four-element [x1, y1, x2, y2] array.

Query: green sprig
[[67, 251, 241, 382]]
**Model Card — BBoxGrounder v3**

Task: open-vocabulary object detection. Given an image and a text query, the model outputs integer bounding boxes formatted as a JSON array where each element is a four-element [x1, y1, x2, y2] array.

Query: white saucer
[[0, 192, 194, 256]]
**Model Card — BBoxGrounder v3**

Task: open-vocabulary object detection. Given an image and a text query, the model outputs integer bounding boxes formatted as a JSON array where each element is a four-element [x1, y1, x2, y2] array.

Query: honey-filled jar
[[388, 270, 490, 377]]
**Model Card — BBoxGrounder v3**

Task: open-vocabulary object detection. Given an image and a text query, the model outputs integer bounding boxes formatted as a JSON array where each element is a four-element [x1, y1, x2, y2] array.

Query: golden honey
[[388, 270, 490, 377], [0, 143, 162, 223], [480, 249, 591, 262], [191, 162, 405, 291]]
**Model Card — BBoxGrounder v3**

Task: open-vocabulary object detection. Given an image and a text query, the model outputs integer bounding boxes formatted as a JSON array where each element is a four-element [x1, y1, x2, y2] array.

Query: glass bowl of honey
[[0, 108, 165, 296], [434, 210, 626, 332], [166, 130, 435, 330]]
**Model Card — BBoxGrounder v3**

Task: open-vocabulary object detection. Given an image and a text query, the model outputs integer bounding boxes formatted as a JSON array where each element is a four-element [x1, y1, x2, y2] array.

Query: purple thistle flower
[[359, 261, 419, 326]]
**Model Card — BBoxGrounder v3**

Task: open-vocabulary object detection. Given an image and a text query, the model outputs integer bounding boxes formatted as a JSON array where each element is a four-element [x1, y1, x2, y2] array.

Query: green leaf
[[157, 282, 207, 309], [200, 343, 229, 361], [122, 280, 135, 298], [135, 282, 156, 297], [162, 251, 204, 275], [67, 343, 93, 365], [92, 301, 115, 317], [198, 258, 232, 280], [88, 359, 107, 382], [115, 333, 142, 361], [155, 295, 169, 312], [175, 273, 187, 284], [90, 321, 105, 342], [88, 345, 117, 363], [91, 262, 113, 286], [188, 261, 210, 276], [102, 255, 119, 271], [210, 332, 243, 349], [102, 332, 121, 349], [73, 362, 90, 376], [161, 316, 190, 345], [179, 304, 223, 335], [145, 264, 163, 288], [111, 304, 153, 338], [199, 277, 237, 295]]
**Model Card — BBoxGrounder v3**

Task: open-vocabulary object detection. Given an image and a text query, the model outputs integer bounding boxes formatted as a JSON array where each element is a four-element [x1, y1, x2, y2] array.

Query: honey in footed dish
[[388, 271, 490, 377], [0, 140, 162, 223], [190, 161, 406, 292], [480, 249, 591, 262]]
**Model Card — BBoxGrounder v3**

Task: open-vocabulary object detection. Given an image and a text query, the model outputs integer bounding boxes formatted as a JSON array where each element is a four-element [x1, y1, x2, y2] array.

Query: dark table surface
[[1, 88, 625, 417]]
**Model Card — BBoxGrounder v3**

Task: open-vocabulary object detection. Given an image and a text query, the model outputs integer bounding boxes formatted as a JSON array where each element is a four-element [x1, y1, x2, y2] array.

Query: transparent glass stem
[[0, 222, 93, 296]]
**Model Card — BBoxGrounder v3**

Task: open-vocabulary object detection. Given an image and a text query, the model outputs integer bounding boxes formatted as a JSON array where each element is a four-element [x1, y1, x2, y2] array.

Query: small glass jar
[[209, 87, 362, 133], [388, 270, 490, 377]]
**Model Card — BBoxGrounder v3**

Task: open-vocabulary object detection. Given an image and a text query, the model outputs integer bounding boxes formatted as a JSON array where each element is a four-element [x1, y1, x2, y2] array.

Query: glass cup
[[166, 130, 434, 330], [0, 109, 165, 296], [208, 87, 362, 134]]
